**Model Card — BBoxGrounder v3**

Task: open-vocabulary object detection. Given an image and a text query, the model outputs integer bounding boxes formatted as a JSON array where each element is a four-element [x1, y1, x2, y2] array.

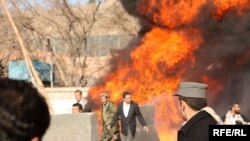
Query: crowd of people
[[0, 78, 249, 141], [71, 82, 249, 141], [71, 90, 149, 141]]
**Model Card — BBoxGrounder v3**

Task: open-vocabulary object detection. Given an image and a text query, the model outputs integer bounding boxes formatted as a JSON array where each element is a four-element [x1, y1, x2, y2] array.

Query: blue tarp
[[8, 60, 53, 82]]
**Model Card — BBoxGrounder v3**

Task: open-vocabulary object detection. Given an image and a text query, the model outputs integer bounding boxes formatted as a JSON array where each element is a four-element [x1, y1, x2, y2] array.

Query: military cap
[[174, 82, 208, 98], [100, 92, 109, 98]]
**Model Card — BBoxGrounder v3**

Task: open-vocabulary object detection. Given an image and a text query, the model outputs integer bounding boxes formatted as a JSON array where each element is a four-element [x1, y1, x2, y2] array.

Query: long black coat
[[110, 101, 147, 136], [177, 110, 217, 141], [82, 101, 92, 112]]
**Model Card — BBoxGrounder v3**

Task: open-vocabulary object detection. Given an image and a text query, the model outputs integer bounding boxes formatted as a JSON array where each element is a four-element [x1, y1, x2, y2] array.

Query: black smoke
[[187, 2, 250, 118]]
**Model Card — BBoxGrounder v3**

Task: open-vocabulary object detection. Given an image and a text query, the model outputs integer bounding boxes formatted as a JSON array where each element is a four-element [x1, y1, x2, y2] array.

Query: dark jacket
[[83, 102, 92, 112], [178, 110, 217, 141], [110, 101, 147, 136]]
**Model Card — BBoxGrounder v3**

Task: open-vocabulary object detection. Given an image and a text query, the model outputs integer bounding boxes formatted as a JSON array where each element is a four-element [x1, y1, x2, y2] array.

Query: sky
[[30, 0, 99, 6], [69, 0, 100, 4], [23, 0, 101, 9], [69, 0, 89, 4]]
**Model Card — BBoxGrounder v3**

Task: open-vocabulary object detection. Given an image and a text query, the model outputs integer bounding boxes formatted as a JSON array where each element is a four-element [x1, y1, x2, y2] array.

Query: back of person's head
[[0, 79, 50, 141], [179, 96, 207, 111], [175, 82, 208, 111]]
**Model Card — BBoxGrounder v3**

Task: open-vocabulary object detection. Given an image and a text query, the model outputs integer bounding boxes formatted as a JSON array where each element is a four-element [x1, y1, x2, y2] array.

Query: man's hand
[[107, 125, 111, 130], [143, 126, 149, 133]]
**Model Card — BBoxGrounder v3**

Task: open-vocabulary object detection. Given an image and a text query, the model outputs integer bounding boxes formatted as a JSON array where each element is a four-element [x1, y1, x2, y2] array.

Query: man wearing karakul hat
[[174, 82, 223, 141]]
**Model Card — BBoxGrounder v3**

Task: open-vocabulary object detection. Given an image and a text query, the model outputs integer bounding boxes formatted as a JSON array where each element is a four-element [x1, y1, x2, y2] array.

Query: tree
[[0, 0, 139, 86], [1, 0, 103, 86]]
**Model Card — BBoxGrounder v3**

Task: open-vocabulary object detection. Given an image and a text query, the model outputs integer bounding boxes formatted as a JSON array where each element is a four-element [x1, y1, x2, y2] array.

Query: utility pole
[[0, 0, 53, 113]]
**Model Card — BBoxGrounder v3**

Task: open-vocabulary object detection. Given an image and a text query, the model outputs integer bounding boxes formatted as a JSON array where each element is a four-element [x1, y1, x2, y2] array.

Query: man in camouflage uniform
[[100, 93, 121, 141]]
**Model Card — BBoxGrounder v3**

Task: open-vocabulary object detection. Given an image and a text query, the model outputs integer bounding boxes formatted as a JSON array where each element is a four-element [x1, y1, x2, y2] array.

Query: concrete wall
[[43, 105, 159, 141], [43, 113, 98, 141], [135, 105, 160, 141], [45, 87, 89, 114], [44, 88, 159, 141]]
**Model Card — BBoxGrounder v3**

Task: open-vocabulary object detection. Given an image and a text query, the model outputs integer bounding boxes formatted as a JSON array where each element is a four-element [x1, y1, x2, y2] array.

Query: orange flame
[[89, 0, 249, 141], [90, 27, 202, 140], [213, 0, 250, 20], [137, 0, 206, 28]]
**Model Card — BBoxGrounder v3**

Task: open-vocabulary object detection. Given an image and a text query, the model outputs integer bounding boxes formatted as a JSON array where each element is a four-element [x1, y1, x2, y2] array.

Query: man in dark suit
[[108, 92, 149, 141], [174, 82, 223, 141]]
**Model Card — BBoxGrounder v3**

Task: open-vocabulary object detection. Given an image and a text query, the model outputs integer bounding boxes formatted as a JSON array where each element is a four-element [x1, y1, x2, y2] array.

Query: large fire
[[213, 0, 249, 20], [89, 0, 250, 141], [137, 0, 206, 28]]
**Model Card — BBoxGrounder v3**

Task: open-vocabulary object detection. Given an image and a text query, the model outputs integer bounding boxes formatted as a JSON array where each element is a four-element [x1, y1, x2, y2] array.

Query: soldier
[[174, 82, 223, 141], [100, 92, 121, 141]]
